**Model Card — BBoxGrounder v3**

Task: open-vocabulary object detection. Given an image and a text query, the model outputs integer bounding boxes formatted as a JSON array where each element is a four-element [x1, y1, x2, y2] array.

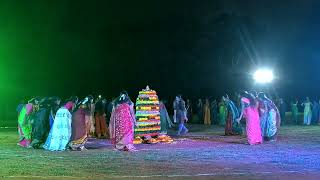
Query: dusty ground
[[0, 125, 320, 180]]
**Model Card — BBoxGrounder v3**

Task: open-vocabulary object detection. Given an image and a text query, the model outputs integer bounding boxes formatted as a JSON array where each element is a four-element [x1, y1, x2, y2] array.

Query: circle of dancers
[[17, 87, 315, 152]]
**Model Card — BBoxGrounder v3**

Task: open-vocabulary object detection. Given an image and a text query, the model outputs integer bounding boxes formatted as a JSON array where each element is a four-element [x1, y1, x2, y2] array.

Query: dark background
[[1, 0, 320, 122]]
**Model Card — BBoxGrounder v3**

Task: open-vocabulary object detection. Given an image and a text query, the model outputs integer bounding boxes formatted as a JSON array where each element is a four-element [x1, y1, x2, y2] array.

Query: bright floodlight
[[253, 69, 274, 83]]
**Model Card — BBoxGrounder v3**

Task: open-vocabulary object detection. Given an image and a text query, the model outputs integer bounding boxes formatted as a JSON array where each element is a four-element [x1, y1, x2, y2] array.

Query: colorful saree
[[43, 107, 72, 151], [69, 107, 88, 150], [242, 98, 263, 145], [303, 102, 312, 125], [219, 103, 227, 125], [225, 100, 242, 135], [203, 102, 211, 125], [109, 103, 134, 151], [159, 102, 173, 134], [259, 100, 280, 141], [17, 104, 33, 147]]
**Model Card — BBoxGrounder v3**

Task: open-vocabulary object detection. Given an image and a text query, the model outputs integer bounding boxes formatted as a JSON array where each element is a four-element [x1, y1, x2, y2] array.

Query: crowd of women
[[291, 97, 320, 126], [17, 95, 110, 150], [17, 91, 174, 151], [187, 95, 320, 127], [16, 90, 286, 152], [176, 91, 281, 145]]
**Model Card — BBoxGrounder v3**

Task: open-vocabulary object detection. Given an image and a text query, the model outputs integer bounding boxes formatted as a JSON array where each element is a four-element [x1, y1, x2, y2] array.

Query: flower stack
[[134, 86, 161, 143]]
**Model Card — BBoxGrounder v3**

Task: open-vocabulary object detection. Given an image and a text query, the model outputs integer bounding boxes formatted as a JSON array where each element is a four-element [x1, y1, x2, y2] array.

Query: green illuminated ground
[[1, 125, 320, 179]]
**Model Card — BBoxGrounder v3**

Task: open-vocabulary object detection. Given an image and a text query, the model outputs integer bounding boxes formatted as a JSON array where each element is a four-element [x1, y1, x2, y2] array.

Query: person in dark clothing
[[174, 95, 188, 135], [210, 99, 218, 125], [49, 97, 61, 129], [279, 98, 287, 125], [30, 98, 51, 149], [196, 99, 203, 123], [94, 99, 108, 138], [101, 98, 108, 123], [312, 100, 320, 125], [106, 99, 115, 124]]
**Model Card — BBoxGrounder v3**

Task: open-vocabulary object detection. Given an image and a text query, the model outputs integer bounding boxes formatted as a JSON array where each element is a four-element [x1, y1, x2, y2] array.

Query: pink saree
[[242, 98, 263, 145], [109, 103, 134, 151]]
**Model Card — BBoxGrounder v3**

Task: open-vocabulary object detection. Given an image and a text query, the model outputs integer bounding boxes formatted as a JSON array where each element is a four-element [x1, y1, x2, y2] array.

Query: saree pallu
[[260, 110, 268, 138], [160, 111, 168, 133], [69, 108, 87, 149], [86, 114, 95, 136], [159, 103, 172, 134], [69, 135, 87, 150], [49, 113, 54, 129], [109, 103, 134, 150], [265, 109, 278, 140], [43, 107, 72, 151], [17, 104, 33, 147], [226, 101, 242, 135]]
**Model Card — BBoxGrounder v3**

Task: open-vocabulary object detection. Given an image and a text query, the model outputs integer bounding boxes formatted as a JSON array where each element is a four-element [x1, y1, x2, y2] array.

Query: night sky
[[1, 0, 320, 113]]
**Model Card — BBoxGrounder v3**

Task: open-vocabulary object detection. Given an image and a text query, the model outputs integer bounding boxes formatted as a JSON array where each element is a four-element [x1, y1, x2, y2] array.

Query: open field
[[1, 125, 320, 179]]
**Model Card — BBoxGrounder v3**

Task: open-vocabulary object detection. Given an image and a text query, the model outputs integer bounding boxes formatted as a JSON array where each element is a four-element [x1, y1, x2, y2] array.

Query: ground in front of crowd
[[0, 125, 320, 179]]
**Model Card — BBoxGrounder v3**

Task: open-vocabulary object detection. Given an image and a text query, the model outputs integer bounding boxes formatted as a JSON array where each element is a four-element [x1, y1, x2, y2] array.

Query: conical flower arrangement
[[134, 86, 161, 140]]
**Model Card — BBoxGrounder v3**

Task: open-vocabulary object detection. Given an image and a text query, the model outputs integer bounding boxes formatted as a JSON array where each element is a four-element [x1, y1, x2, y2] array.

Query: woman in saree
[[17, 103, 33, 147], [159, 100, 173, 135], [277, 99, 286, 125], [223, 95, 242, 136], [85, 96, 95, 137], [95, 98, 108, 139], [30, 98, 51, 149], [237, 91, 262, 145], [69, 98, 89, 151], [196, 99, 203, 123], [312, 100, 320, 125], [258, 93, 281, 141], [49, 97, 61, 129], [291, 99, 299, 124], [109, 91, 136, 151], [302, 97, 312, 125], [203, 98, 211, 125], [43, 102, 74, 151], [210, 99, 218, 125], [218, 99, 227, 125]]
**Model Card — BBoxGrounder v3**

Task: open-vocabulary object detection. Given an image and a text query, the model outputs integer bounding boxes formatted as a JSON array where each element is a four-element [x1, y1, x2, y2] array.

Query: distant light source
[[253, 69, 274, 84]]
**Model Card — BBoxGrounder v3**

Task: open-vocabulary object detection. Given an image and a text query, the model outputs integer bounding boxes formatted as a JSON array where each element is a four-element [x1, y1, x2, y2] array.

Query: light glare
[[254, 69, 274, 83]]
